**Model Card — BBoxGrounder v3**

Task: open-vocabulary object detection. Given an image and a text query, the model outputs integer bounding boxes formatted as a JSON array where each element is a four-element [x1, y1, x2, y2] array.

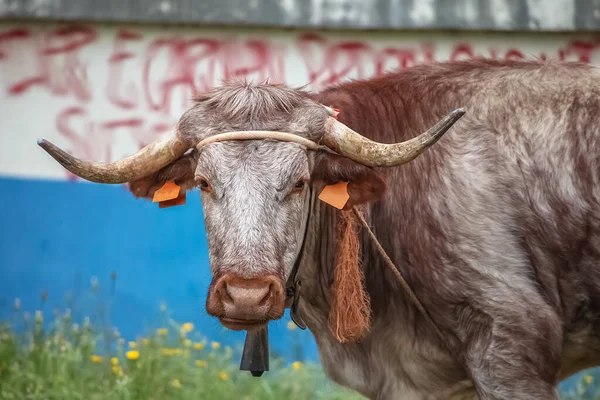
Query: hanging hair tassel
[[328, 209, 371, 343]]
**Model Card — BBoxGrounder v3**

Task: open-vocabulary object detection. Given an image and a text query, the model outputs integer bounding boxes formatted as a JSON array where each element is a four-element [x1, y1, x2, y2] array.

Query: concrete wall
[[4, 0, 600, 31], [2, 21, 600, 372]]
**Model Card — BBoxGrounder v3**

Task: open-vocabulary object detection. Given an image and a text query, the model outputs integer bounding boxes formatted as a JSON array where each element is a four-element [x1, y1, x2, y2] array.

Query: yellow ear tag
[[153, 180, 181, 205], [318, 181, 350, 209]]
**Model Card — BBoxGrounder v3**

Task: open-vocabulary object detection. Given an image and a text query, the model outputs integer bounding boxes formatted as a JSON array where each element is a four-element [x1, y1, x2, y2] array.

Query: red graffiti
[[7, 25, 97, 102], [297, 33, 376, 88], [107, 30, 143, 110], [448, 43, 529, 61], [142, 37, 222, 114], [2, 24, 600, 180], [142, 37, 285, 114], [297, 34, 446, 89], [562, 40, 600, 63], [0, 28, 30, 59], [447, 40, 600, 63]]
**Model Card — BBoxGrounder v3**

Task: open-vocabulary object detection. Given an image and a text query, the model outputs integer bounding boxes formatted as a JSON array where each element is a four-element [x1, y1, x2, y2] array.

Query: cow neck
[[284, 192, 462, 368], [285, 183, 314, 330]]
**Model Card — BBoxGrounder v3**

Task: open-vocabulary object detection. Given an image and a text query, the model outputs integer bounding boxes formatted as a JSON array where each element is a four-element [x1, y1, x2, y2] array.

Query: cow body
[[297, 59, 600, 399], [41, 59, 600, 399]]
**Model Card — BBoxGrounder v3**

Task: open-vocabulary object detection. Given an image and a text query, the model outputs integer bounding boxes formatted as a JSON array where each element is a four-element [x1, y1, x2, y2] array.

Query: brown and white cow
[[38, 59, 600, 399]]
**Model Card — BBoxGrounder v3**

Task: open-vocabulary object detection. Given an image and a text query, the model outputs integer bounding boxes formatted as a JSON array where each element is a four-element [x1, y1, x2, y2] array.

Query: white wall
[[1, 22, 599, 181]]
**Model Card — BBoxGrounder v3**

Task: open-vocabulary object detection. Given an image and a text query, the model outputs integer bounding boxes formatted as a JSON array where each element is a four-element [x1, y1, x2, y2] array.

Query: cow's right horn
[[37, 131, 191, 184], [320, 108, 465, 167]]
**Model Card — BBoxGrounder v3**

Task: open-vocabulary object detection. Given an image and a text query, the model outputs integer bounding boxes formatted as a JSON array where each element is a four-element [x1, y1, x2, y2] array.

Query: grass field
[[0, 301, 367, 400], [0, 299, 598, 399]]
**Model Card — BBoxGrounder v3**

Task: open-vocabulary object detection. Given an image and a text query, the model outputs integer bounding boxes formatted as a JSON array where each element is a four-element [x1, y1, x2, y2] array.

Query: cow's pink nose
[[206, 274, 285, 323], [223, 280, 272, 313]]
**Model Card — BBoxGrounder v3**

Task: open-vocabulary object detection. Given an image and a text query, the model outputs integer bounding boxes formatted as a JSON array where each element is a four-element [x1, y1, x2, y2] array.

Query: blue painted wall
[[0, 176, 319, 363]]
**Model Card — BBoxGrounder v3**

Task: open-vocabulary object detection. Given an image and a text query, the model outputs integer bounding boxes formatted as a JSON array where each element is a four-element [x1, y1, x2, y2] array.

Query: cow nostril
[[217, 281, 234, 305], [258, 284, 273, 307]]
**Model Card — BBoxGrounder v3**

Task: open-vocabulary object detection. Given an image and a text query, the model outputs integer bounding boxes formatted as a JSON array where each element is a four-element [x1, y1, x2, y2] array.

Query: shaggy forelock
[[198, 81, 310, 120], [178, 80, 330, 143]]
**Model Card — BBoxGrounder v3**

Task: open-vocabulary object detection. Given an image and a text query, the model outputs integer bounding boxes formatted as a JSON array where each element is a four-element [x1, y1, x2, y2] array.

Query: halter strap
[[195, 130, 333, 153], [285, 184, 314, 330]]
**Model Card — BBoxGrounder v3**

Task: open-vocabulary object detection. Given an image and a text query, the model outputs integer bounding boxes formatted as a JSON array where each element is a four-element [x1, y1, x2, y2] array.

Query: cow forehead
[[195, 140, 310, 184]]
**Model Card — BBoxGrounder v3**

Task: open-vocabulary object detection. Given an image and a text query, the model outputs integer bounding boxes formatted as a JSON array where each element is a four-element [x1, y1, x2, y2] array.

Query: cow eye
[[198, 178, 211, 192], [293, 180, 305, 190]]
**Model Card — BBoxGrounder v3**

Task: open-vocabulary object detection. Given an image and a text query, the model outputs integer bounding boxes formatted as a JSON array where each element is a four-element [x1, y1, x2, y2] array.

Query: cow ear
[[312, 151, 387, 209], [127, 152, 197, 200]]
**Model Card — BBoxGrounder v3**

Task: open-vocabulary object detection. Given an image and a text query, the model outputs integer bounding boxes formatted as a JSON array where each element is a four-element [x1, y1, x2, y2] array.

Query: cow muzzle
[[206, 274, 286, 331]]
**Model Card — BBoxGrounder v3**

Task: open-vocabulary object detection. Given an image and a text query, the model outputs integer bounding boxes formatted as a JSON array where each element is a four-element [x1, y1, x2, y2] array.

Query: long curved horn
[[37, 131, 191, 184], [320, 108, 465, 167]]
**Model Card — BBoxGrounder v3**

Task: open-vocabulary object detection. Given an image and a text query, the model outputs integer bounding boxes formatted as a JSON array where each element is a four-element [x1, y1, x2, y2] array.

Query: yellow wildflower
[[184, 339, 192, 347], [211, 342, 220, 350], [585, 375, 593, 384], [193, 342, 205, 350], [90, 355, 103, 363], [161, 348, 182, 356], [287, 321, 297, 331], [292, 361, 302, 370], [195, 360, 208, 368], [126, 350, 140, 360], [171, 379, 181, 388], [157, 328, 168, 336], [112, 366, 124, 376], [111, 357, 119, 366], [142, 338, 150, 345], [129, 341, 137, 348], [180, 322, 194, 333], [218, 371, 229, 381]]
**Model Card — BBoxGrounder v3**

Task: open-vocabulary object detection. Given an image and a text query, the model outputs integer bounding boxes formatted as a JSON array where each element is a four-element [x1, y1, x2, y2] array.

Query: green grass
[[0, 305, 366, 400], [0, 301, 599, 399]]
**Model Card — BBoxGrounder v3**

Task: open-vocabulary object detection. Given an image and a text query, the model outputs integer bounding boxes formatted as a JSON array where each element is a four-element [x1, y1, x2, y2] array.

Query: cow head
[[37, 82, 463, 332]]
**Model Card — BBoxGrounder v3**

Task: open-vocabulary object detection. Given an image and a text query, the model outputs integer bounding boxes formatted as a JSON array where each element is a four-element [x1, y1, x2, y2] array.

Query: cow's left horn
[[37, 132, 190, 184], [320, 108, 465, 167]]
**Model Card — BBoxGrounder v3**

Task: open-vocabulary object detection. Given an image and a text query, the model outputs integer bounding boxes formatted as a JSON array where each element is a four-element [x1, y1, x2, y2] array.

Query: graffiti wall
[[1, 23, 600, 180], [1, 21, 600, 365]]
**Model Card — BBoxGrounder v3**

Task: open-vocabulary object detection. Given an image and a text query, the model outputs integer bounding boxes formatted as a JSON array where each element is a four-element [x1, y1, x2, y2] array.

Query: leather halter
[[285, 181, 314, 330]]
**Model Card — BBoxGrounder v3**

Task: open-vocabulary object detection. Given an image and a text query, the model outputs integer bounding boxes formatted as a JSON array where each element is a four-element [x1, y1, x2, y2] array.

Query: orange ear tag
[[152, 181, 186, 208], [159, 192, 187, 208], [152, 181, 180, 203], [318, 181, 350, 209]]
